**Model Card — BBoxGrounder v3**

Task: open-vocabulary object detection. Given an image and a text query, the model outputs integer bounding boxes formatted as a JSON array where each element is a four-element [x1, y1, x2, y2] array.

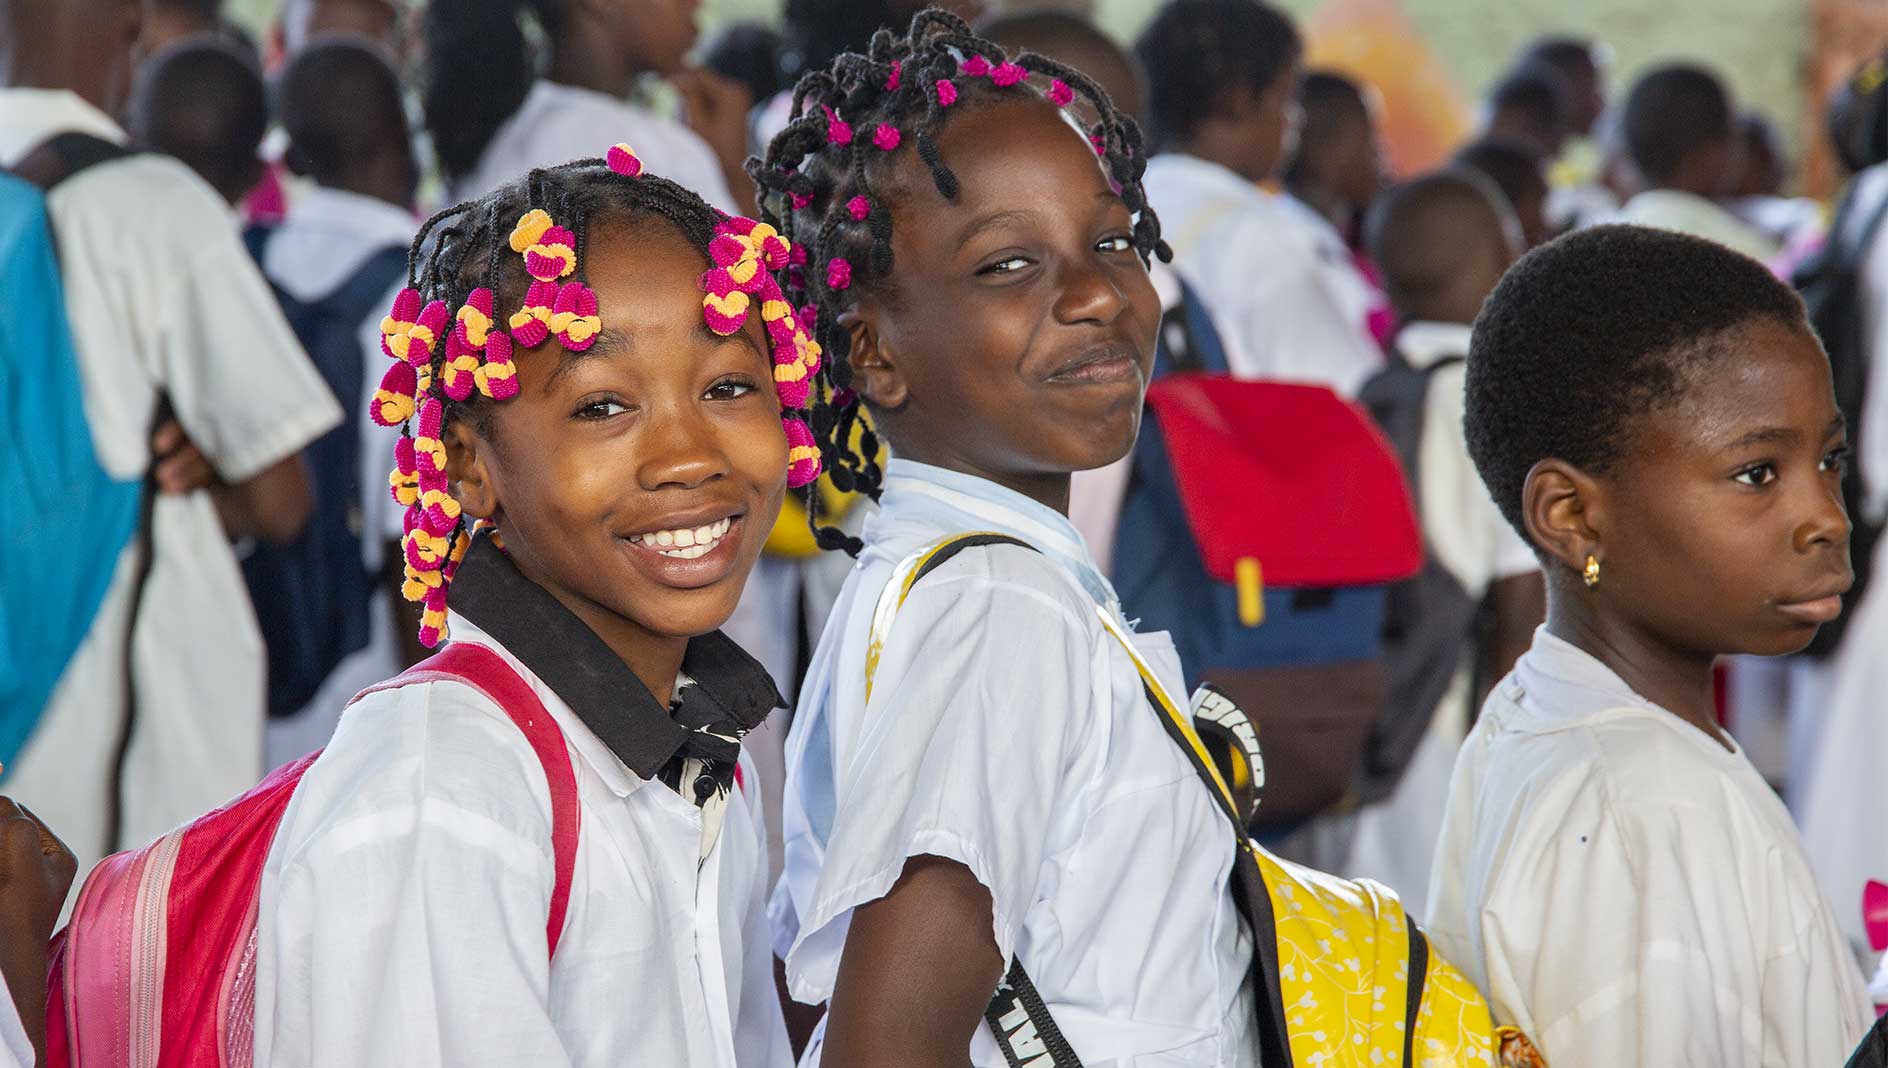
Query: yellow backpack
[[867, 533, 1545, 1068]]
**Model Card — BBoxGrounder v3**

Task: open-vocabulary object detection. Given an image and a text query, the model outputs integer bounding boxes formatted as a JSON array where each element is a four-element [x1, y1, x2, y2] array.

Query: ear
[[840, 300, 910, 411], [444, 417, 501, 523], [1521, 457, 1607, 577]]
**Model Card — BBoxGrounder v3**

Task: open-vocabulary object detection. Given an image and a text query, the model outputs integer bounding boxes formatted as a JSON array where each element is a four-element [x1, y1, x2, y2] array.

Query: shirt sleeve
[[1478, 774, 1868, 1067], [1238, 241, 1383, 397], [783, 555, 1105, 1002], [153, 174, 341, 483], [255, 684, 576, 1068]]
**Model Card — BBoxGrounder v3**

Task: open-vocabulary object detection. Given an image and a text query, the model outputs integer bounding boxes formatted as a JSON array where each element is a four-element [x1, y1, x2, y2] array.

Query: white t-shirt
[[1143, 153, 1384, 396], [1613, 189, 1783, 264], [451, 80, 735, 213], [1343, 322, 1537, 917], [773, 459, 1258, 1067], [1427, 627, 1871, 1066], [255, 185, 416, 766], [254, 609, 792, 1068], [0, 89, 342, 866]]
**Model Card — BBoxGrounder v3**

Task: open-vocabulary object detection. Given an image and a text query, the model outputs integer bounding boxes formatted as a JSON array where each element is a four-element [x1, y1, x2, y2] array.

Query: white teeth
[[631, 517, 736, 559]]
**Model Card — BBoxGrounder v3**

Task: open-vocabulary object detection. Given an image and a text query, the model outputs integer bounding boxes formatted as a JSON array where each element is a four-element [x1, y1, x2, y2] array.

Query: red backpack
[[44, 644, 581, 1068]]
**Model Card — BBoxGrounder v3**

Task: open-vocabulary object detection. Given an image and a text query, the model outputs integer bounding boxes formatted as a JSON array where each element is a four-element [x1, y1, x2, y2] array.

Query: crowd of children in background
[[4, 0, 1888, 1064]]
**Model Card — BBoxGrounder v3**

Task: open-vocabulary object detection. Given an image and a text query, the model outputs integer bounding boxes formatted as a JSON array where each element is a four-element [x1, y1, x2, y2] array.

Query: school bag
[[240, 227, 409, 717], [44, 643, 581, 1068], [1351, 345, 1479, 805], [1793, 178, 1888, 658], [868, 533, 1544, 1068], [1110, 284, 1424, 832], [0, 133, 151, 774]]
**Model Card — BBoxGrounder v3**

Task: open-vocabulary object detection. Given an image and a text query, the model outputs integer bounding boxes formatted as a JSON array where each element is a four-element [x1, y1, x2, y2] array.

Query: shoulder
[[273, 671, 559, 865], [891, 539, 1100, 638], [52, 152, 235, 241]]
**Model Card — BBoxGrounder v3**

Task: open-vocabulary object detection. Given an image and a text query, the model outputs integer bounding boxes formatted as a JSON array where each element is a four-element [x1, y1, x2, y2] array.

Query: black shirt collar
[[448, 532, 782, 781]]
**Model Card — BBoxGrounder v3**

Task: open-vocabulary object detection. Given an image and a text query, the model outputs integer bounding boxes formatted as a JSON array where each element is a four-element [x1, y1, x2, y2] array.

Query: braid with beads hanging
[[369, 144, 824, 648], [748, 7, 1168, 555]]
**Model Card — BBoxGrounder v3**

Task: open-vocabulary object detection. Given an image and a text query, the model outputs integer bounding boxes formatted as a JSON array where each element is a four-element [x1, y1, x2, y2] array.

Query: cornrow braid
[[748, 6, 1168, 555], [373, 151, 816, 646]]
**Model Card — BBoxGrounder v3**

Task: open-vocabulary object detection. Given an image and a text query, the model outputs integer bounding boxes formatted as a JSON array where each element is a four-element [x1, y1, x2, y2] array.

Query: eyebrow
[[954, 191, 1130, 248], [542, 328, 632, 390], [1721, 415, 1848, 451]]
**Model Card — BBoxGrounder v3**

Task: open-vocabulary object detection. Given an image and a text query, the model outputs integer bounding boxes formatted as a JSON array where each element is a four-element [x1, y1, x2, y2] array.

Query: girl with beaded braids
[[249, 146, 804, 1068], [763, 10, 1538, 1068]]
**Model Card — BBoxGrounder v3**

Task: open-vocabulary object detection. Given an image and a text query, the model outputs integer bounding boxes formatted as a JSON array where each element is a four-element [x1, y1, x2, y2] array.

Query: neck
[[517, 557, 689, 706], [894, 441, 1072, 515], [1545, 584, 1731, 749], [1173, 130, 1268, 185], [2, 37, 96, 107], [1287, 179, 1349, 232], [548, 24, 636, 97], [325, 161, 412, 211]]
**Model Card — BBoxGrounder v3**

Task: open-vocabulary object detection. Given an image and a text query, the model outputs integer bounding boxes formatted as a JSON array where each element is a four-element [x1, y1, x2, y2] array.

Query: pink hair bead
[[826, 258, 852, 291], [1049, 79, 1075, 107], [784, 417, 822, 489], [936, 79, 959, 107], [606, 142, 643, 177], [872, 124, 901, 151], [962, 55, 991, 77], [991, 62, 1027, 88], [847, 196, 871, 221], [886, 61, 902, 90], [823, 105, 853, 145]]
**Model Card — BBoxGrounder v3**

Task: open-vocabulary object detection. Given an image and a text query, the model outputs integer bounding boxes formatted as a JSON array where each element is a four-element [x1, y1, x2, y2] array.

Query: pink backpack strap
[[357, 643, 581, 958]]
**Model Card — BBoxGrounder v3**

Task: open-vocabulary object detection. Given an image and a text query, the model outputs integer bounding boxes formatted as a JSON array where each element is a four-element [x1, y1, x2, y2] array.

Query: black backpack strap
[[7, 131, 136, 192], [1402, 924, 1429, 1066]]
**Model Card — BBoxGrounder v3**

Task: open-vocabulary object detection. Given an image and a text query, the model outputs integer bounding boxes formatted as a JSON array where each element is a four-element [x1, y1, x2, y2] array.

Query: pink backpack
[[45, 644, 581, 1068]]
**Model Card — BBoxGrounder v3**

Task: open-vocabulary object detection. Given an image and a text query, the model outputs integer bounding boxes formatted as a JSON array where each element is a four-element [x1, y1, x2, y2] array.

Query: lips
[[1046, 341, 1143, 385], [1775, 576, 1855, 626], [616, 509, 747, 590]]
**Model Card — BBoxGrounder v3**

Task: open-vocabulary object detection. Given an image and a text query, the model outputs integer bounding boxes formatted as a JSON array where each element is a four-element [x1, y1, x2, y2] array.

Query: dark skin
[[1524, 318, 1852, 747], [1658, 132, 1742, 199], [447, 220, 787, 704], [1288, 100, 1385, 237], [551, 0, 699, 92], [825, 95, 1160, 1067], [0, 796, 76, 1068], [1174, 59, 1303, 184]]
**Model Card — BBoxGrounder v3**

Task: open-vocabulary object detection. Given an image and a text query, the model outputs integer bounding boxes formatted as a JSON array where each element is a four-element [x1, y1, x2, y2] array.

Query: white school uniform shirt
[[452, 80, 735, 213], [0, 89, 342, 867], [1427, 627, 1871, 1067], [0, 972, 26, 1068], [773, 459, 1258, 1068], [1143, 152, 1383, 397], [257, 185, 417, 766], [1342, 322, 1537, 918], [1612, 188, 1783, 264], [253, 579, 792, 1067]]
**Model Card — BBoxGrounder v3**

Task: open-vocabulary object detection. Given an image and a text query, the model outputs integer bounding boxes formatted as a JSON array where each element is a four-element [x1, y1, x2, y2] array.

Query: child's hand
[[150, 417, 217, 495], [0, 796, 76, 1065]]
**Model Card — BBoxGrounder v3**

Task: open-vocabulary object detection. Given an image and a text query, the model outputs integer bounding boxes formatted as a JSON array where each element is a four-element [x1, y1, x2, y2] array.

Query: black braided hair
[[401, 158, 724, 437], [748, 7, 1168, 554]]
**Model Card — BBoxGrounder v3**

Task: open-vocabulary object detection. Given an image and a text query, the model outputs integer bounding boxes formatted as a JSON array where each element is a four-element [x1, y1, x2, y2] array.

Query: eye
[[1733, 463, 1777, 488], [706, 375, 759, 400], [1821, 446, 1850, 475], [1096, 234, 1135, 254], [978, 255, 1033, 276], [575, 398, 630, 420]]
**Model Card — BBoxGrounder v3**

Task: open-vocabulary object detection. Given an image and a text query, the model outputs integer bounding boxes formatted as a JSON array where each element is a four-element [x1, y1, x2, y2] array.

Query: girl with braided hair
[[764, 11, 1540, 1068], [250, 147, 808, 1067]]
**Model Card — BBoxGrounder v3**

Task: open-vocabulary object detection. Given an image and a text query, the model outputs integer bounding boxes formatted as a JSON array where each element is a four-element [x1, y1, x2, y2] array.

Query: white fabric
[[1343, 323, 1538, 916], [253, 615, 792, 1068], [452, 81, 734, 213], [0, 972, 28, 1068], [1798, 535, 1888, 953], [1848, 162, 1888, 523], [774, 460, 1257, 1068], [1428, 627, 1871, 1067], [0, 89, 342, 867], [1143, 153, 1383, 396], [1612, 189, 1783, 263], [258, 185, 418, 768]]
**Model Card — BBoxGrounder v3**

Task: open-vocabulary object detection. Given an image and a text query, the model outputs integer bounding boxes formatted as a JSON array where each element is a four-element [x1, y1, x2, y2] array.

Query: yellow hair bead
[[375, 389, 416, 426], [509, 209, 554, 253], [760, 299, 793, 322], [389, 467, 420, 507]]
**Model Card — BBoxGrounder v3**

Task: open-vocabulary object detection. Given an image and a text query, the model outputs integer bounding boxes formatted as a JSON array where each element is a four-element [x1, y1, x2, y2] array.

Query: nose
[[1052, 256, 1131, 328], [636, 400, 728, 492], [1794, 475, 1852, 556]]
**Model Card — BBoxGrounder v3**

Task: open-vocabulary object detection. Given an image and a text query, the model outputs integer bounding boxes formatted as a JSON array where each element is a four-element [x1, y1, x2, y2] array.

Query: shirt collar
[[1395, 321, 1473, 369], [0, 88, 126, 166], [1513, 625, 1663, 723], [287, 185, 417, 247], [871, 458, 1120, 609], [447, 533, 781, 790]]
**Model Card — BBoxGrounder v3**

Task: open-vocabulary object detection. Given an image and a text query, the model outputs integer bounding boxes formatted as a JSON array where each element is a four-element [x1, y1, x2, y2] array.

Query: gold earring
[[1583, 555, 1601, 589]]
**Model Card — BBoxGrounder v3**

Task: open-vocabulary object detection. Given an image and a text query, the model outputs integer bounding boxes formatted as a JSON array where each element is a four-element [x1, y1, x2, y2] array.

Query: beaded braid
[[748, 7, 1169, 555], [369, 143, 825, 648]]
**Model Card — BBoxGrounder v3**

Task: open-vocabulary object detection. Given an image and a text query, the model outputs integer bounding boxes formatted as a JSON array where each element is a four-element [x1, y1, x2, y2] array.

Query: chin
[[614, 589, 747, 641]]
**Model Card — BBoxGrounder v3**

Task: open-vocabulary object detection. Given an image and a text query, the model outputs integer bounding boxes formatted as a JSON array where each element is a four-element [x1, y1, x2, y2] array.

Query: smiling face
[[847, 94, 1161, 505], [447, 216, 788, 647], [1553, 318, 1853, 658]]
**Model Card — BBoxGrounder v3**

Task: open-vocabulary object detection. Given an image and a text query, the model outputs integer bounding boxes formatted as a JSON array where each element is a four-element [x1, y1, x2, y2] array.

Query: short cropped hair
[[1621, 63, 1734, 186], [1465, 224, 1809, 538], [1134, 0, 1300, 150]]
